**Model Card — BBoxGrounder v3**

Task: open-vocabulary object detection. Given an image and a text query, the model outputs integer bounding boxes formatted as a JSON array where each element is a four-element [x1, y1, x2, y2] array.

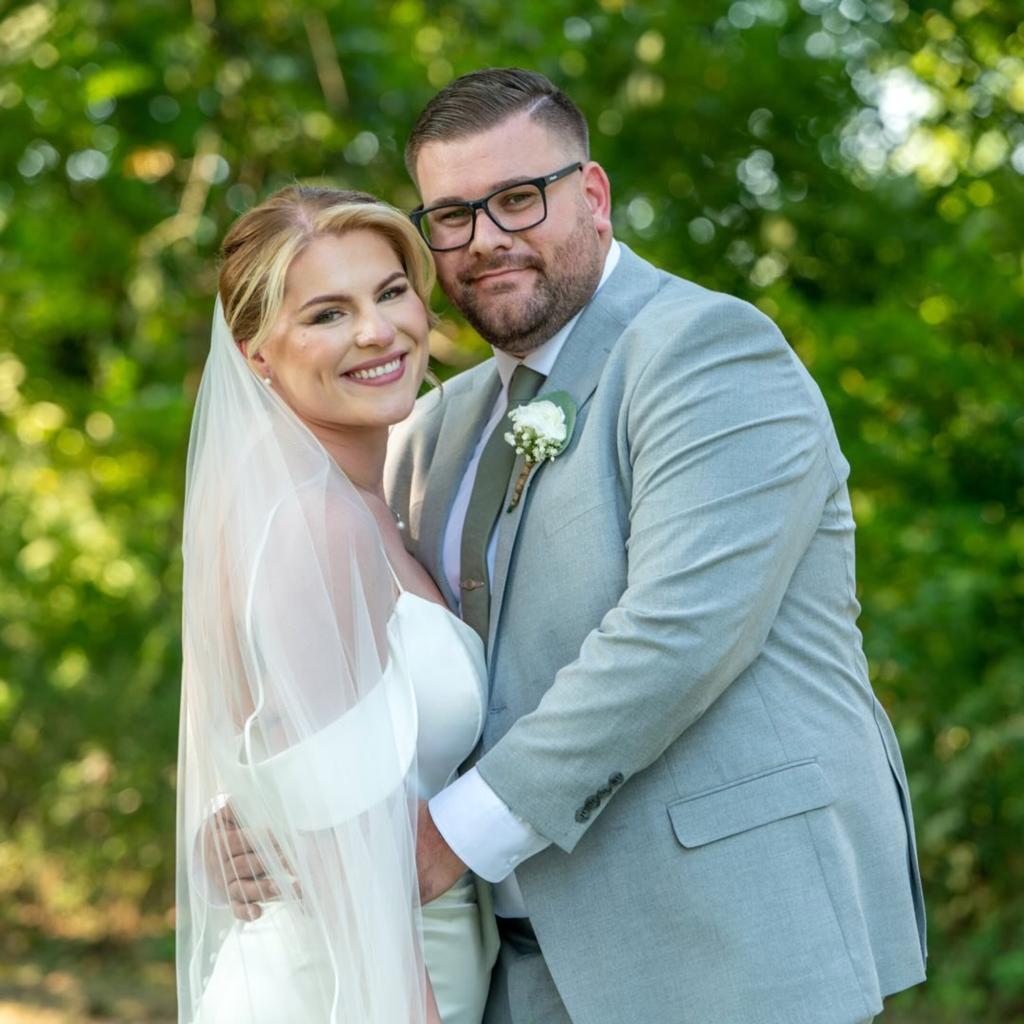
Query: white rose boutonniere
[[504, 390, 577, 512]]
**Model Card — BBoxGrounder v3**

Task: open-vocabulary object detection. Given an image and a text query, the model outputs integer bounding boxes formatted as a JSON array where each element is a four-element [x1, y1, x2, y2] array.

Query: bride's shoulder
[[263, 472, 381, 554]]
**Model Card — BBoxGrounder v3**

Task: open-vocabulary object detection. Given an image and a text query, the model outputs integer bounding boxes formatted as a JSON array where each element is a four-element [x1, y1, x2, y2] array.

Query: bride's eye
[[311, 307, 343, 324], [378, 283, 408, 302]]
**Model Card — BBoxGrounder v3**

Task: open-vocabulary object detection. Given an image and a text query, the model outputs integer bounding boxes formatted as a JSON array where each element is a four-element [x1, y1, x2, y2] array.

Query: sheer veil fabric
[[176, 300, 427, 1022]]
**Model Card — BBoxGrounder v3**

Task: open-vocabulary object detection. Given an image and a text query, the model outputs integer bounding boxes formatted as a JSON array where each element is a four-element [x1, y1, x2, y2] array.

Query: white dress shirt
[[429, 241, 621, 917]]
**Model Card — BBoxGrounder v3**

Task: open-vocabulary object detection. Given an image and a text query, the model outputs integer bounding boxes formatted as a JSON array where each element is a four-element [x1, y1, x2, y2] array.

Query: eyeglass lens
[[421, 182, 546, 249]]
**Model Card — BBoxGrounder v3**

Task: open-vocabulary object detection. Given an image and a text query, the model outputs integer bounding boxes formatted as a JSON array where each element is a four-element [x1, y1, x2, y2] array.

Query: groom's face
[[414, 112, 611, 357]]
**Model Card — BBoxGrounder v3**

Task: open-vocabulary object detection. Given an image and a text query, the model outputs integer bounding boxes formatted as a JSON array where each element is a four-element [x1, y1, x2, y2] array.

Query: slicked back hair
[[405, 68, 590, 182]]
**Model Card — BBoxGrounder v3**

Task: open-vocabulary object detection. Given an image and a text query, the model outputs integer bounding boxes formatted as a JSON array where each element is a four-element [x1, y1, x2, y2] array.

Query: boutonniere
[[504, 391, 577, 512]]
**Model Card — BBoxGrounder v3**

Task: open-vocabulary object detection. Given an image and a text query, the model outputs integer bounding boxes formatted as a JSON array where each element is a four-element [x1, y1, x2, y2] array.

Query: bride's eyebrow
[[297, 272, 407, 312], [299, 291, 352, 311], [373, 270, 408, 292]]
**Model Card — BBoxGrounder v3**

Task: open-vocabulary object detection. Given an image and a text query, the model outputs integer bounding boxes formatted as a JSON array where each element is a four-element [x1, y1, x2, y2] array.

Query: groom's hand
[[201, 804, 279, 920], [416, 801, 467, 904]]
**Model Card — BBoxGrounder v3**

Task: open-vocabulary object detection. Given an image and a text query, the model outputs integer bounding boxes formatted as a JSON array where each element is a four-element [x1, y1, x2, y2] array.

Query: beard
[[443, 205, 604, 357]]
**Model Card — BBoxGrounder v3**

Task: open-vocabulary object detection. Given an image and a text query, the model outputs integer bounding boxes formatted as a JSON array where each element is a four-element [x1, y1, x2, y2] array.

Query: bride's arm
[[198, 485, 391, 917], [237, 486, 434, 1018]]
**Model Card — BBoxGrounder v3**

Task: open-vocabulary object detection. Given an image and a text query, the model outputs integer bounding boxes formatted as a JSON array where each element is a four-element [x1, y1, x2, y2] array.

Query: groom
[[385, 68, 926, 1024]]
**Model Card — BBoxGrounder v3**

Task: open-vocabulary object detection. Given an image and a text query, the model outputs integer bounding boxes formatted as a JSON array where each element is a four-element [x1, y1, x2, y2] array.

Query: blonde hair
[[218, 185, 437, 357]]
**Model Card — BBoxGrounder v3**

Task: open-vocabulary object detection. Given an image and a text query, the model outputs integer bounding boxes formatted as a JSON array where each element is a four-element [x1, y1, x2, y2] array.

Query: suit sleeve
[[476, 299, 843, 852]]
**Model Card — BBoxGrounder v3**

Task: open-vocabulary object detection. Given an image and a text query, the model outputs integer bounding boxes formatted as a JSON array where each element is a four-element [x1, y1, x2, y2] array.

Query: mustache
[[458, 256, 544, 285]]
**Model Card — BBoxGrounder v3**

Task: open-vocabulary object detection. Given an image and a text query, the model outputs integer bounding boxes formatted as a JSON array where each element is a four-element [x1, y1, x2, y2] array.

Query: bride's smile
[[342, 351, 408, 385]]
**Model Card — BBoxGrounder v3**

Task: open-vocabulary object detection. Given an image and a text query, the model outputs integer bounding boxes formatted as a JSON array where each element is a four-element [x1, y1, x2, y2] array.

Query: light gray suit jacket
[[385, 244, 926, 1024]]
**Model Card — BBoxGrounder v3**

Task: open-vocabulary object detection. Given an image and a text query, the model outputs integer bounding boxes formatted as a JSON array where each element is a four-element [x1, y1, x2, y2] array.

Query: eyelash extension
[[309, 283, 408, 324], [311, 309, 342, 325]]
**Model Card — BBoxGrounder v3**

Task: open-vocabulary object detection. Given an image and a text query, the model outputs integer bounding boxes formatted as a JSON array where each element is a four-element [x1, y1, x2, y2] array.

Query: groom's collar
[[491, 239, 622, 389]]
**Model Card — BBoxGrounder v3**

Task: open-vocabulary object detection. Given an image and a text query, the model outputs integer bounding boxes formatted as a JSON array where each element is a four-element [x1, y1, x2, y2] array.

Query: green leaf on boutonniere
[[504, 390, 578, 512]]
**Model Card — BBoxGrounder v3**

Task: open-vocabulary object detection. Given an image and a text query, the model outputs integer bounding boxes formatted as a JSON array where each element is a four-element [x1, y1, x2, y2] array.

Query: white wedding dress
[[193, 583, 499, 1024]]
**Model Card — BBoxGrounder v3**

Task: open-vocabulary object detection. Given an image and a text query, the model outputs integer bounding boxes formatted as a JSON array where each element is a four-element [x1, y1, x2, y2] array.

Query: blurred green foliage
[[1, 0, 1022, 1019]]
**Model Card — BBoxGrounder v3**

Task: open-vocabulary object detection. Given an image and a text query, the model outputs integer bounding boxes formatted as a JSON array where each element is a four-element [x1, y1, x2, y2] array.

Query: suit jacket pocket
[[667, 758, 834, 848]]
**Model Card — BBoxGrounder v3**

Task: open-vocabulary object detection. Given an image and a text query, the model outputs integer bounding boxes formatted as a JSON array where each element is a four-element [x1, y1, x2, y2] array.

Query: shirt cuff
[[428, 767, 551, 883]]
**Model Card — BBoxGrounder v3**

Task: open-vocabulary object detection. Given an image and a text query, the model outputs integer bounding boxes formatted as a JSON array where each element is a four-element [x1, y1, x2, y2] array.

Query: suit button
[[583, 795, 600, 811], [575, 808, 590, 823], [608, 772, 624, 787]]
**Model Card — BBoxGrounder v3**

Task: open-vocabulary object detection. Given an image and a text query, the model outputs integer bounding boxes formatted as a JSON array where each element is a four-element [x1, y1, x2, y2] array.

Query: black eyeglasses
[[410, 162, 583, 252]]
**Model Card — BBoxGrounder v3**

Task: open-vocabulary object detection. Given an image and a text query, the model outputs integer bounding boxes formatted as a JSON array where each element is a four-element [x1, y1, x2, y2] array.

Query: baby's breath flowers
[[504, 392, 577, 512]]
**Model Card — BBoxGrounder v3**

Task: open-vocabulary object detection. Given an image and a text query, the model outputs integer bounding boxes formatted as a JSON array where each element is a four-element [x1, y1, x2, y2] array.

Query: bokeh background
[[1, 0, 1022, 1021]]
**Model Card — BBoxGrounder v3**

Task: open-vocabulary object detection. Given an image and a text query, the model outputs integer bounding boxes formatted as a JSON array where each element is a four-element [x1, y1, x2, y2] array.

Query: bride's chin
[[360, 395, 419, 429], [385, 397, 419, 426]]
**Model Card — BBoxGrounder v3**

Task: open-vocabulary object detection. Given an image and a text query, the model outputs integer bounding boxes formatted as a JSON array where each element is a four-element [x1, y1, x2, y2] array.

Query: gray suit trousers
[[484, 919, 571, 1024]]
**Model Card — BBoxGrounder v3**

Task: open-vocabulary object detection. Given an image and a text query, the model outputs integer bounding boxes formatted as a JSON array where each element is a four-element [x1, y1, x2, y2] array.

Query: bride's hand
[[201, 804, 280, 920]]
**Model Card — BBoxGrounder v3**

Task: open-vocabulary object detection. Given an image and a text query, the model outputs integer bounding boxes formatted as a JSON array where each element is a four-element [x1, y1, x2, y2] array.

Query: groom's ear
[[581, 161, 613, 239]]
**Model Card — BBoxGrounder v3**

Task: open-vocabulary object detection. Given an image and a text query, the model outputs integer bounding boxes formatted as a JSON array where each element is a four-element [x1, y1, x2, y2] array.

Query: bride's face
[[254, 229, 430, 432]]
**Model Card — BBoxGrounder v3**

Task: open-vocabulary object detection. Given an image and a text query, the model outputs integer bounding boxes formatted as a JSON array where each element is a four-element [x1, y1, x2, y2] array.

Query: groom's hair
[[405, 68, 589, 181]]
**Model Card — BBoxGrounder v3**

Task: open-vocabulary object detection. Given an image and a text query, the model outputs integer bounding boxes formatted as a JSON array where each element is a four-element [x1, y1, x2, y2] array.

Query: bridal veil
[[176, 300, 426, 1022]]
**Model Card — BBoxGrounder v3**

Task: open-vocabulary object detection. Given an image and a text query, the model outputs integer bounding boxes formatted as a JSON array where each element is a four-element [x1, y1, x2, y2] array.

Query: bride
[[177, 185, 498, 1023]]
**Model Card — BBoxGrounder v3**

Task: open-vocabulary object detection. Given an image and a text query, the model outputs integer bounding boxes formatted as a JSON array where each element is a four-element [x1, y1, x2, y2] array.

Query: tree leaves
[[1, 0, 1021, 1015]]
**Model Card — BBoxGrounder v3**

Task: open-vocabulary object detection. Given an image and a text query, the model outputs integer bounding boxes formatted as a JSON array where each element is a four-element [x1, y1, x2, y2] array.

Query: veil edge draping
[[175, 300, 427, 1023]]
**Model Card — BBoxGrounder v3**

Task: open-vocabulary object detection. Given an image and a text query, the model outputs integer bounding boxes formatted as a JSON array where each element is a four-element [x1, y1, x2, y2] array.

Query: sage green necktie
[[460, 364, 546, 642]]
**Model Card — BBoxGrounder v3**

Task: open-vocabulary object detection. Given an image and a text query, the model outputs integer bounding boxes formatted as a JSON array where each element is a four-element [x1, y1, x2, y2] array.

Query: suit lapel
[[487, 244, 663, 652], [418, 367, 501, 610]]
